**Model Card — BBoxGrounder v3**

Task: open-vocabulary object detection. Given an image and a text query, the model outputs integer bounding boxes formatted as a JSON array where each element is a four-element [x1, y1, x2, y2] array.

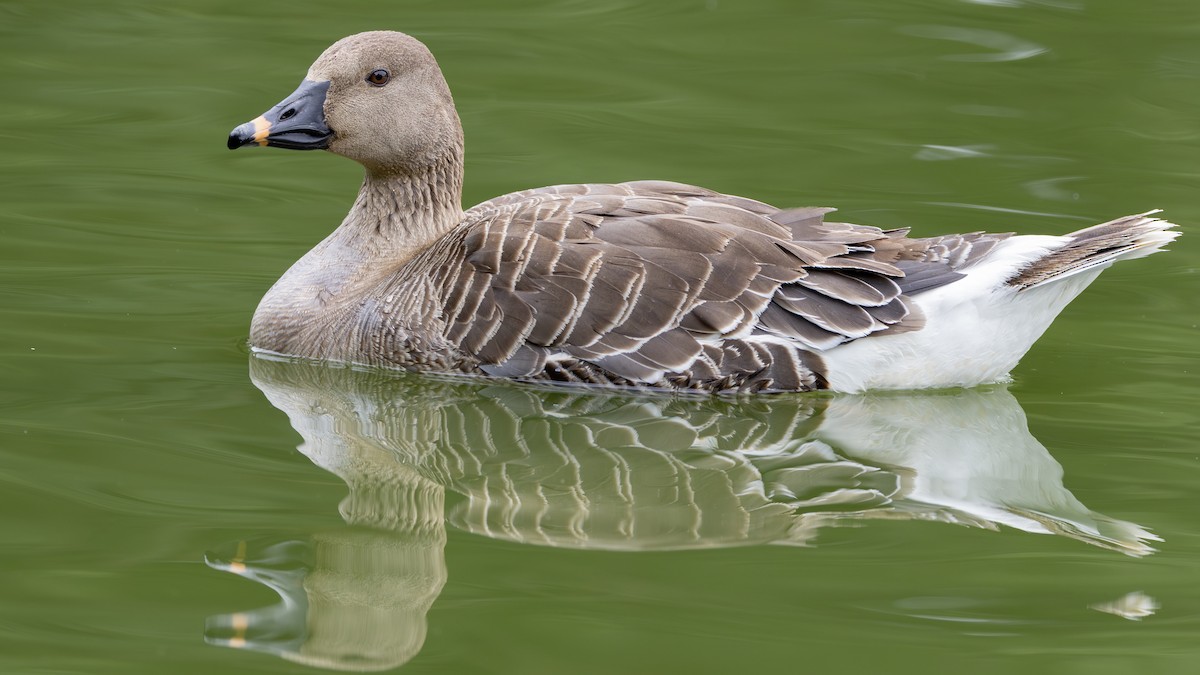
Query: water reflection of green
[[206, 356, 1157, 671]]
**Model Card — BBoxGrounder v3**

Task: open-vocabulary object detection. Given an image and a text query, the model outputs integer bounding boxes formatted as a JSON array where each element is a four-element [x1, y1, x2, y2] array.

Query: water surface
[[1, 0, 1198, 673]]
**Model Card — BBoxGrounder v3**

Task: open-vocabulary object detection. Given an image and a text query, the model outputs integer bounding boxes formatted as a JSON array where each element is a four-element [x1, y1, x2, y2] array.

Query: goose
[[227, 31, 1178, 394]]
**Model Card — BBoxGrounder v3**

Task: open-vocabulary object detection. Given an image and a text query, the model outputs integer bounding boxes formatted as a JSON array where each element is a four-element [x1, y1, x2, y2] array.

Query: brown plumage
[[228, 31, 1177, 394], [430, 181, 950, 389]]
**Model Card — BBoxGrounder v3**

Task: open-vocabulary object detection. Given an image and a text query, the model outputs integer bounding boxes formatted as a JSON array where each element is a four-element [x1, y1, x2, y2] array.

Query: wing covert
[[435, 182, 938, 391]]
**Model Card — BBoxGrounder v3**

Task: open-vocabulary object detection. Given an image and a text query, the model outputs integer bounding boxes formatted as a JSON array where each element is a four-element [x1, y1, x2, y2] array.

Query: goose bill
[[227, 79, 333, 151]]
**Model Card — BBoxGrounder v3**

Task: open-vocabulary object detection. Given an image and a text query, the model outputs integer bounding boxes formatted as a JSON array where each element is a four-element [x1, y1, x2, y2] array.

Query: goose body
[[228, 31, 1178, 394]]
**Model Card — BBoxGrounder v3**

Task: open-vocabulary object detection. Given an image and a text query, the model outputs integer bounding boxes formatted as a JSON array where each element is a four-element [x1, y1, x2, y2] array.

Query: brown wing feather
[[435, 182, 951, 391]]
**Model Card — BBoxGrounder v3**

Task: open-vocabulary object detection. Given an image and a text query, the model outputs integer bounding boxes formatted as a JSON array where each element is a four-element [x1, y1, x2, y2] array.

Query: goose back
[[353, 180, 1005, 393]]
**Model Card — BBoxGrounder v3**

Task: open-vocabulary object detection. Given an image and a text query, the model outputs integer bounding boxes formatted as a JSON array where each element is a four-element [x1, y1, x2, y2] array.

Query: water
[[2, 0, 1198, 672]]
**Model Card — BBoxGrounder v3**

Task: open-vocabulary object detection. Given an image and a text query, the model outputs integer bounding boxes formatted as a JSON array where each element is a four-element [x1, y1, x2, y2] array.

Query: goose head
[[228, 31, 462, 177]]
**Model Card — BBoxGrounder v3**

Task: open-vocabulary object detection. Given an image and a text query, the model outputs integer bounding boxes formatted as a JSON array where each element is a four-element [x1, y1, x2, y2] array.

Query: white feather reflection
[[1090, 591, 1160, 621]]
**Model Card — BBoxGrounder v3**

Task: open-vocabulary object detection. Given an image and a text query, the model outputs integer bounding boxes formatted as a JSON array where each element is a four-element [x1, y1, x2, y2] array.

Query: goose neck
[[343, 149, 465, 259]]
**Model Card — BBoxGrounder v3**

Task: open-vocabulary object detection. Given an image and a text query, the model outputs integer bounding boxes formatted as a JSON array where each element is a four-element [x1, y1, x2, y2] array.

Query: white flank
[[822, 213, 1179, 392], [824, 234, 1094, 392]]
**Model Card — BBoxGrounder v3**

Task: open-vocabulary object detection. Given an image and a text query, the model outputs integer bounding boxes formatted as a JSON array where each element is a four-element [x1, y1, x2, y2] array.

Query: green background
[[1, 0, 1198, 673]]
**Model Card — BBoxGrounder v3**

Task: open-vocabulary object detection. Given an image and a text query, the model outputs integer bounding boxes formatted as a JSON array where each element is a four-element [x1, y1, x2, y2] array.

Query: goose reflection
[[206, 356, 1157, 671]]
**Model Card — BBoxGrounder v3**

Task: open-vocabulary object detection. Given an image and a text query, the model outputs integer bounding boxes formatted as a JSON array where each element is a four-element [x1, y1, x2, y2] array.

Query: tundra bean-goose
[[227, 31, 1178, 394]]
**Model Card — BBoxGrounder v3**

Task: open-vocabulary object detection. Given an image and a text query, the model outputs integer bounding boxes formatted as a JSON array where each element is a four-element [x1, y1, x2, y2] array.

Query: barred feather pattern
[[387, 180, 990, 393]]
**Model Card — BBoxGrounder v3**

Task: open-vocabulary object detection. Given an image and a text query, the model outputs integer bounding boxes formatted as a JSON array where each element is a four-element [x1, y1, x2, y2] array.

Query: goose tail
[[1006, 211, 1180, 290], [821, 212, 1179, 392]]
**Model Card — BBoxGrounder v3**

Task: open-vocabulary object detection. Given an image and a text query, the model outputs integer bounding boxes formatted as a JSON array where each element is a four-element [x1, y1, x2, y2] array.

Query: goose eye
[[365, 69, 390, 86]]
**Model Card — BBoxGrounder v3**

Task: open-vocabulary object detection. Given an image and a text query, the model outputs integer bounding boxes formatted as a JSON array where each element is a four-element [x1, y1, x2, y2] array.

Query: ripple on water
[[901, 25, 1049, 62], [1023, 176, 1084, 202], [960, 0, 1085, 7], [914, 144, 994, 161], [924, 201, 1090, 222]]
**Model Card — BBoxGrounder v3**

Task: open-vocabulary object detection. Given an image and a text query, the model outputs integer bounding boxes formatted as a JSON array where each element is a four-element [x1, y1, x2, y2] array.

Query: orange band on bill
[[252, 116, 271, 146]]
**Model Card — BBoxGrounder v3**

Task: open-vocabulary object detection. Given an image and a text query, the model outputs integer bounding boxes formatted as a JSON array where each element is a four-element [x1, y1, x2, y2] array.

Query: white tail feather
[[1013, 211, 1179, 290], [824, 212, 1179, 392]]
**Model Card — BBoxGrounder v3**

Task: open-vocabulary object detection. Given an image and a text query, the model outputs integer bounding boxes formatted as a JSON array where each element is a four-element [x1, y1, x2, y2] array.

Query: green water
[[2, 0, 1198, 673]]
